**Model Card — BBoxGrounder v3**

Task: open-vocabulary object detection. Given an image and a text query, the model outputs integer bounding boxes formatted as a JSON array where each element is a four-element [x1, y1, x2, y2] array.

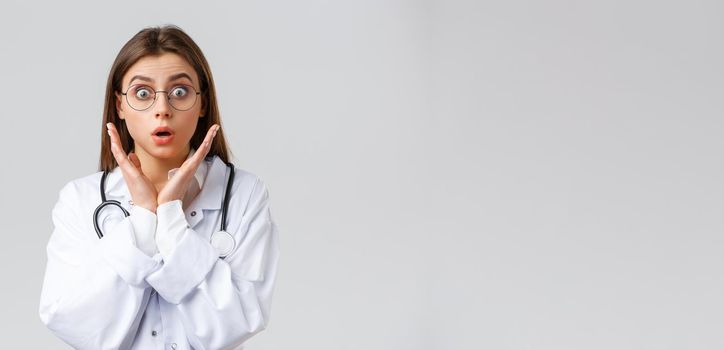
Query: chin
[[142, 144, 186, 159]]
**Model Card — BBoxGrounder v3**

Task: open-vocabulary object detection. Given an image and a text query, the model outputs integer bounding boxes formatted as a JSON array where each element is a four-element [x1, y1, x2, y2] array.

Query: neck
[[133, 146, 190, 191]]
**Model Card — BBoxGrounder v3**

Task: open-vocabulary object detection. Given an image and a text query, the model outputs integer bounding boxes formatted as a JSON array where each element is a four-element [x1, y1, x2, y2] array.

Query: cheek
[[183, 114, 201, 133], [122, 116, 148, 141], [180, 124, 199, 142]]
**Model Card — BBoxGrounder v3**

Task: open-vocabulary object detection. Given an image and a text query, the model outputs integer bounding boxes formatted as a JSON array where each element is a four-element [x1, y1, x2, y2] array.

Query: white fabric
[[39, 155, 280, 350]]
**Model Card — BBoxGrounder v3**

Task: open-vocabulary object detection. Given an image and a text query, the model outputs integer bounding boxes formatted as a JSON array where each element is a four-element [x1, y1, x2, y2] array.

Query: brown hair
[[98, 24, 231, 172]]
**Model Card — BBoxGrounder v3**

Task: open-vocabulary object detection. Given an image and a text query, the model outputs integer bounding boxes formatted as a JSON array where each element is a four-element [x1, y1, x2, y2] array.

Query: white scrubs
[[39, 155, 280, 350]]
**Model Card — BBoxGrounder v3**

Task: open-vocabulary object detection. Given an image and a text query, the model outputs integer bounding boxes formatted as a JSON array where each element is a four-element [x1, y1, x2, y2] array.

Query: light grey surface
[[1, 0, 722, 348]]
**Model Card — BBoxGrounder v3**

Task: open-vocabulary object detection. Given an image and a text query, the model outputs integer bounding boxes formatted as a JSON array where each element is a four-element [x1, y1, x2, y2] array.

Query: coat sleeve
[[146, 177, 280, 350], [39, 181, 162, 350]]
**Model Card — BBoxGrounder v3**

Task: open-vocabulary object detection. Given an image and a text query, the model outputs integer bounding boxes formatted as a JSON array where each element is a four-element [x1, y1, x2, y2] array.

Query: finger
[[187, 124, 219, 168], [106, 123, 120, 146], [106, 123, 139, 176], [202, 124, 219, 155], [175, 125, 219, 180], [107, 123, 128, 163], [128, 152, 142, 171], [106, 123, 126, 157]]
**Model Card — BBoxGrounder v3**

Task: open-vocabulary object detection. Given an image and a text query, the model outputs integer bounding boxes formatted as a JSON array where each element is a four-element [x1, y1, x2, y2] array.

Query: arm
[[147, 178, 280, 349], [39, 182, 161, 350]]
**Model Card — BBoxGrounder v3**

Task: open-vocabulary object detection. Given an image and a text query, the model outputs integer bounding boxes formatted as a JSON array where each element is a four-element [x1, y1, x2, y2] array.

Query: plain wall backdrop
[[1, 0, 722, 348]]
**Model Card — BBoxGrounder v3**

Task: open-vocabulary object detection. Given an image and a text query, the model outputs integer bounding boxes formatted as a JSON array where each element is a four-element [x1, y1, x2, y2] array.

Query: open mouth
[[152, 127, 175, 145], [152, 126, 175, 137]]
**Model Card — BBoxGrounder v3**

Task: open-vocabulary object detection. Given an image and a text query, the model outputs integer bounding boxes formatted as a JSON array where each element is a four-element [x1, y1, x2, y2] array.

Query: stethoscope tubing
[[93, 161, 234, 242], [94, 170, 129, 239]]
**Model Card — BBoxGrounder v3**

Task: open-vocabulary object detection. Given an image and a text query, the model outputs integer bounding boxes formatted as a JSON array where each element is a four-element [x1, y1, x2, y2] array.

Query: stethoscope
[[93, 161, 237, 258]]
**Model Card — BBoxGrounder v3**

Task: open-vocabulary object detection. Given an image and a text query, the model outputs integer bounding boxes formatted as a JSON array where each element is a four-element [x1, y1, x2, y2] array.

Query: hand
[[106, 123, 159, 213], [157, 124, 220, 205]]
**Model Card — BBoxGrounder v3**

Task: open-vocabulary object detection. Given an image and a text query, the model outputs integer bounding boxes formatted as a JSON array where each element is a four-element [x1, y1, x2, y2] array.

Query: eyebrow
[[129, 72, 194, 85]]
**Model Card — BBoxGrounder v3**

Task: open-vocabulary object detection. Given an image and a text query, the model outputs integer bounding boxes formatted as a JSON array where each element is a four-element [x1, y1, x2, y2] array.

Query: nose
[[153, 93, 173, 118]]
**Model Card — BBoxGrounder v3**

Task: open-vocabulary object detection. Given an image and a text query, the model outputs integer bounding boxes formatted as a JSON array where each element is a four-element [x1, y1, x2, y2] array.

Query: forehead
[[123, 52, 198, 85]]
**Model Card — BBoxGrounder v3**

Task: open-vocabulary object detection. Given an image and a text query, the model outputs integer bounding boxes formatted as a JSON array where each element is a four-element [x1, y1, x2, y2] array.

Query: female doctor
[[39, 25, 280, 350]]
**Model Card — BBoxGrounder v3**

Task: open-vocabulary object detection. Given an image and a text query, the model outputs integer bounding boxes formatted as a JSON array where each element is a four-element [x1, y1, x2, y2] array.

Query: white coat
[[39, 155, 280, 350]]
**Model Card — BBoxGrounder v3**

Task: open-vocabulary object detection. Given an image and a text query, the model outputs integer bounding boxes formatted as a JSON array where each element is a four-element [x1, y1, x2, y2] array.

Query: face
[[115, 52, 205, 161]]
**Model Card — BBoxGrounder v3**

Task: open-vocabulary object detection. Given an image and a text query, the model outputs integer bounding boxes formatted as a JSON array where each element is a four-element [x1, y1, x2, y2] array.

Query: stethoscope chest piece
[[210, 230, 235, 257]]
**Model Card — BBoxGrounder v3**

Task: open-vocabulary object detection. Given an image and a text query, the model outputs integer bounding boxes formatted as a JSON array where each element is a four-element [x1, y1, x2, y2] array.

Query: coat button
[[171, 344, 177, 349], [151, 330, 157, 336], [190, 211, 197, 217]]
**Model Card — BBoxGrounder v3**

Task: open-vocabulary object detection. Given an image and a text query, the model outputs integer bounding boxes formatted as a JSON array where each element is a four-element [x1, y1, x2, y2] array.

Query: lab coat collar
[[105, 154, 228, 213]]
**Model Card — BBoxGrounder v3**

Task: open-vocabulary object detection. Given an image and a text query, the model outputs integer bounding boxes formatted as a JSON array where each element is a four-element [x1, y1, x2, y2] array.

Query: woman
[[39, 25, 280, 350]]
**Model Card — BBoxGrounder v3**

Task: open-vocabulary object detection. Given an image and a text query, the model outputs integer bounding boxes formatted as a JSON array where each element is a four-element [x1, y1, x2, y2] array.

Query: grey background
[[0, 0, 722, 348]]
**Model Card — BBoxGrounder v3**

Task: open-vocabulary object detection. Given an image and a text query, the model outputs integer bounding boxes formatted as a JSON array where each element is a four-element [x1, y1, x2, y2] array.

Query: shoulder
[[52, 171, 105, 235], [229, 165, 272, 205], [56, 171, 104, 204], [217, 163, 274, 223]]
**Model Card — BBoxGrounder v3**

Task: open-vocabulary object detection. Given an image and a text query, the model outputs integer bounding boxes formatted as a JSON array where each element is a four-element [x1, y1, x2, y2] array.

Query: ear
[[115, 92, 125, 120]]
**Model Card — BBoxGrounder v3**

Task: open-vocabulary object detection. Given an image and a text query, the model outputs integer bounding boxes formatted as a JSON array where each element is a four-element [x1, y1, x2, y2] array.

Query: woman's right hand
[[107, 123, 158, 213]]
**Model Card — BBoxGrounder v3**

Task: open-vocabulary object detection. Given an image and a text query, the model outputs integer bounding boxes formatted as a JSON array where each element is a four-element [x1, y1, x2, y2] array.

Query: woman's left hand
[[157, 124, 220, 205]]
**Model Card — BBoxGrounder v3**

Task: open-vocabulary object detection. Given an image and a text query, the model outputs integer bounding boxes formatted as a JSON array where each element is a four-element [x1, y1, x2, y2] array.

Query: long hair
[[99, 25, 231, 172]]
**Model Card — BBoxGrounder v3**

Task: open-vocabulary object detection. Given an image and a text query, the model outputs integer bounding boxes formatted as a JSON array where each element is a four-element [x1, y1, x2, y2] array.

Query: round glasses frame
[[120, 84, 202, 111]]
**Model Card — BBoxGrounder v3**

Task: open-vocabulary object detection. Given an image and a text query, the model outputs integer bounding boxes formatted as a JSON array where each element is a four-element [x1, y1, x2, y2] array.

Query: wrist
[[134, 201, 157, 213], [157, 196, 181, 207]]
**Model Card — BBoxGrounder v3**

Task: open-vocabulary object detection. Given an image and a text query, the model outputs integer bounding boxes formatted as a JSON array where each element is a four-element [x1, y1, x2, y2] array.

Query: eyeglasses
[[121, 84, 201, 111]]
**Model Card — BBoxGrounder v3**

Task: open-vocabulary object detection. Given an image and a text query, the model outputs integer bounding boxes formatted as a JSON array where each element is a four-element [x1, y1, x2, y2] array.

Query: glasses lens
[[168, 85, 198, 111], [126, 85, 156, 110]]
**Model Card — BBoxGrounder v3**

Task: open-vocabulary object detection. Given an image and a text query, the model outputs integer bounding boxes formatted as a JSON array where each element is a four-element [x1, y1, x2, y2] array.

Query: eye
[[133, 86, 153, 100], [171, 86, 189, 98]]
